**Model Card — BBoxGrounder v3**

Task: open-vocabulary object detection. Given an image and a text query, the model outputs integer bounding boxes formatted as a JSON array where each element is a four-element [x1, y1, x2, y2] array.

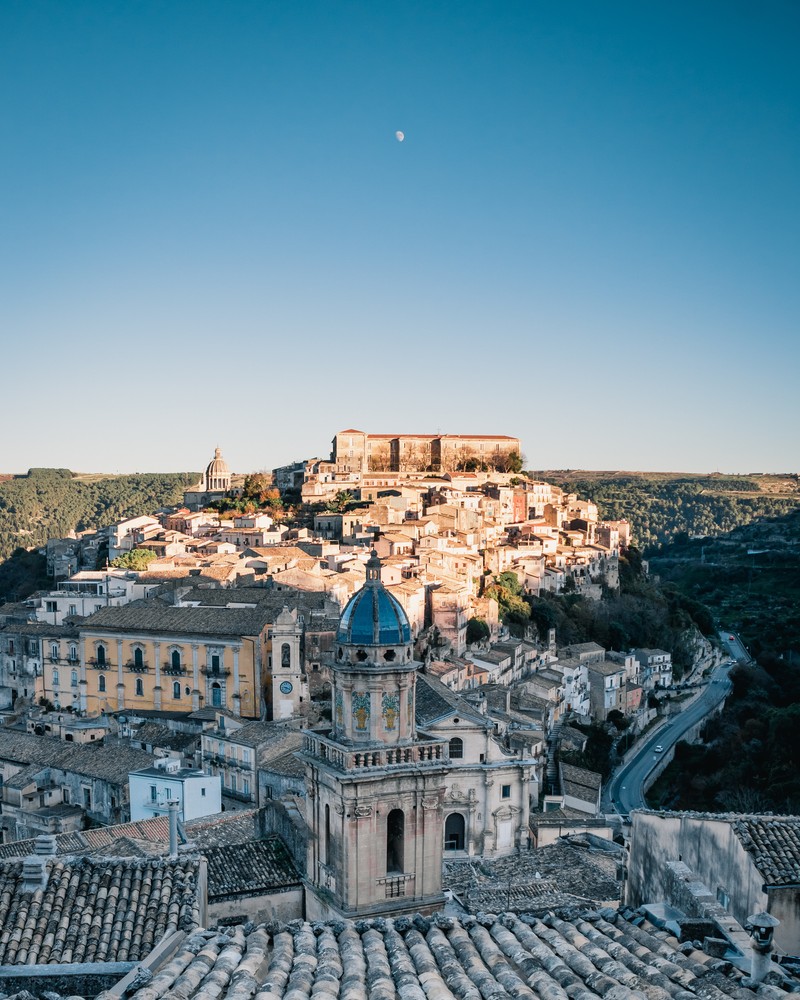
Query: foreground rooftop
[[94, 906, 794, 1000]]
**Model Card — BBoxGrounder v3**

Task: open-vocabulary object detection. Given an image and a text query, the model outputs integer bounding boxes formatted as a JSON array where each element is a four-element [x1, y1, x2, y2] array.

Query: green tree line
[[0, 468, 197, 563], [529, 472, 800, 547]]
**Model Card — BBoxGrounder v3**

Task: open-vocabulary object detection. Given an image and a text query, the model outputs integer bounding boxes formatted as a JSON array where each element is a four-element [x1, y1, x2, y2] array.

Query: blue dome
[[337, 562, 411, 646]]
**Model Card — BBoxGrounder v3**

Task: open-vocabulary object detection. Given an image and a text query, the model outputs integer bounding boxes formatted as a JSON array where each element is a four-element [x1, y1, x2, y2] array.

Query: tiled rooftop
[[0, 816, 171, 862], [204, 838, 301, 900], [83, 599, 271, 636], [0, 855, 201, 964], [445, 842, 621, 907], [111, 906, 792, 1000], [732, 816, 800, 886], [0, 729, 153, 785]]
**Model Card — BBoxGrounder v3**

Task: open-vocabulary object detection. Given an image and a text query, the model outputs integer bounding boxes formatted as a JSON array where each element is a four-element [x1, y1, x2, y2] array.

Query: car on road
[[729, 635, 735, 641], [654, 745, 664, 753]]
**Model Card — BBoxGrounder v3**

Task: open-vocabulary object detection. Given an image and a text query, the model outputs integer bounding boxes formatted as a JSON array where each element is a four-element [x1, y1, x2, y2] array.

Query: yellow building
[[76, 602, 269, 719]]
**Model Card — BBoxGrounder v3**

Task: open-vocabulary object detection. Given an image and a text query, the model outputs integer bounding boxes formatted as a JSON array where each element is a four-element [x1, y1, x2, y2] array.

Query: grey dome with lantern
[[336, 551, 411, 646]]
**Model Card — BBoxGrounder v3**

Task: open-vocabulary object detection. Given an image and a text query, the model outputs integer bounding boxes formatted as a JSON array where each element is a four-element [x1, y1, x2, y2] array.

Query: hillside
[[0, 468, 198, 564], [649, 507, 800, 661], [643, 508, 800, 814], [529, 470, 800, 547]]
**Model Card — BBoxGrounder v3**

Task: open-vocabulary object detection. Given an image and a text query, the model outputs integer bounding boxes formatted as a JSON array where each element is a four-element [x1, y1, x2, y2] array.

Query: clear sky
[[1, 1, 798, 475]]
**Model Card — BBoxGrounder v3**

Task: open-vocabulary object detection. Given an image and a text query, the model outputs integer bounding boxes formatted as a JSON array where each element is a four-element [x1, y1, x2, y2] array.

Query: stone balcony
[[302, 731, 448, 772]]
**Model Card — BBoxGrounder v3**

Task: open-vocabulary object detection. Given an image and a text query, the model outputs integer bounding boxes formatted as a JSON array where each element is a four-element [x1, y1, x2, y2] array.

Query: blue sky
[[1, 1, 798, 474]]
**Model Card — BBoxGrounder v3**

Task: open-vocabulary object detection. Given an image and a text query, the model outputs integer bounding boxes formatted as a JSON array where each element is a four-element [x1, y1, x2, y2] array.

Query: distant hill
[[649, 507, 800, 661], [0, 468, 198, 564], [529, 470, 800, 547]]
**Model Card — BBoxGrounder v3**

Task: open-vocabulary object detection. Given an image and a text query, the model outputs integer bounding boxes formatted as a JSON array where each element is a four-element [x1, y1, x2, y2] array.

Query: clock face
[[279, 681, 293, 694]]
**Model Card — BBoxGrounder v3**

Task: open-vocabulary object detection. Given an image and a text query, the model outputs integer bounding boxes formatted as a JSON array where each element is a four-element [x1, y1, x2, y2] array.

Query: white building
[[129, 757, 221, 822], [36, 570, 159, 625]]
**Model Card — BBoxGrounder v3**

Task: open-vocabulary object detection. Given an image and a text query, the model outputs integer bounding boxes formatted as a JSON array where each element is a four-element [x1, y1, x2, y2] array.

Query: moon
[[395, 130, 405, 142]]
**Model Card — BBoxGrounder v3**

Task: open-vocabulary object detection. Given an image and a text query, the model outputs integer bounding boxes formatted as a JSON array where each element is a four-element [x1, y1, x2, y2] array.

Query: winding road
[[603, 657, 734, 816]]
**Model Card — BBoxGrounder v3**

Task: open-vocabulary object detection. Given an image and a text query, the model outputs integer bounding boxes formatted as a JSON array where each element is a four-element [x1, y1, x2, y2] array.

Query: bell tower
[[302, 552, 450, 919]]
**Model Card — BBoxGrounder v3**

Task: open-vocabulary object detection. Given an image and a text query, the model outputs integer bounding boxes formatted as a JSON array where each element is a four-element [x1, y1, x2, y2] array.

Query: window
[[68, 605, 77, 616], [133, 647, 144, 669], [50, 643, 59, 659], [150, 785, 157, 802], [386, 809, 404, 874], [71, 670, 77, 687], [69, 645, 77, 661], [96, 644, 106, 667], [173, 681, 181, 699], [501, 784, 511, 799], [325, 803, 332, 865], [135, 678, 144, 697], [211, 653, 220, 672], [201, 787, 206, 797], [211, 682, 222, 707], [46, 601, 57, 614], [448, 737, 464, 759], [98, 674, 106, 693], [242, 748, 251, 764], [444, 813, 466, 851], [171, 649, 181, 671], [242, 778, 250, 797], [53, 669, 60, 686]]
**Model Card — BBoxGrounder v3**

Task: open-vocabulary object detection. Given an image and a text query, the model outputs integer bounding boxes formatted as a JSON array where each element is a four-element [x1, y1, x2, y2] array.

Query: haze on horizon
[[1, 2, 797, 477]]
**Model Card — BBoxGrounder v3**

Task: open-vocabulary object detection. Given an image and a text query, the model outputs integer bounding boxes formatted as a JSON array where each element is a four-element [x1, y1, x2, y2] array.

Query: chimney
[[167, 800, 180, 858], [22, 834, 57, 891], [744, 911, 780, 986]]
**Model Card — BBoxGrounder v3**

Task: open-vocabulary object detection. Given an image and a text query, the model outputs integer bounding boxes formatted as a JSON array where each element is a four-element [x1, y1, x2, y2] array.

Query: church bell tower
[[302, 552, 450, 919]]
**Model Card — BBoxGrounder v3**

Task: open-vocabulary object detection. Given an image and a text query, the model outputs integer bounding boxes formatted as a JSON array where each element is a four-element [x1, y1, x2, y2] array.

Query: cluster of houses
[[0, 433, 795, 991]]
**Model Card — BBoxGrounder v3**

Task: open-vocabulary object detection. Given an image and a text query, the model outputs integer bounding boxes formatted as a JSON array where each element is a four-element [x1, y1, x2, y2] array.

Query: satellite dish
[[395, 130, 405, 142]]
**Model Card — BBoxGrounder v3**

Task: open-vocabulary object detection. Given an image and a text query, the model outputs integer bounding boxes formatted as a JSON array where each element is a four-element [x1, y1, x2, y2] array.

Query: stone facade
[[302, 553, 451, 919], [331, 429, 522, 474]]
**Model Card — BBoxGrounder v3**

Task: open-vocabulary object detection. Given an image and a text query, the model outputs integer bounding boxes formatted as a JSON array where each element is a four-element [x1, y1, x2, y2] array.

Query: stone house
[[586, 658, 626, 720], [627, 810, 800, 956], [0, 728, 153, 841]]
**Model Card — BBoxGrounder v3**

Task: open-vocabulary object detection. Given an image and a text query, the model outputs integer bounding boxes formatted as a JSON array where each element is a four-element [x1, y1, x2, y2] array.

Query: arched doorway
[[444, 812, 465, 851]]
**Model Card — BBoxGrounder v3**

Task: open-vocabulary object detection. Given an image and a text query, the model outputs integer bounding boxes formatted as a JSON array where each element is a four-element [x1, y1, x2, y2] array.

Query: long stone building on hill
[[331, 429, 522, 474]]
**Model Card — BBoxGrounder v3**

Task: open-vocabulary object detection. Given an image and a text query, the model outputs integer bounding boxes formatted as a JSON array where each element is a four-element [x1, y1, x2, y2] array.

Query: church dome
[[204, 447, 230, 491], [336, 552, 411, 646]]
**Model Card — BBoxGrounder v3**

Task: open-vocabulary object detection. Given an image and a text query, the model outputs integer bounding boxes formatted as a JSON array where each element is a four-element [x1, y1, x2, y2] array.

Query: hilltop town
[[0, 430, 797, 997]]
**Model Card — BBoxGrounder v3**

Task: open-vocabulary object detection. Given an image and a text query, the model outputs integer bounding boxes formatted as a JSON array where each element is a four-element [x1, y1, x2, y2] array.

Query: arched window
[[386, 809, 404, 874], [281, 643, 291, 668], [444, 813, 466, 851], [53, 668, 60, 686], [171, 649, 181, 671], [51, 642, 59, 660], [211, 682, 222, 707], [96, 644, 106, 666], [133, 647, 144, 669], [98, 674, 106, 693], [69, 645, 77, 661], [71, 670, 77, 687], [449, 737, 464, 759], [135, 678, 144, 697], [173, 681, 181, 699]]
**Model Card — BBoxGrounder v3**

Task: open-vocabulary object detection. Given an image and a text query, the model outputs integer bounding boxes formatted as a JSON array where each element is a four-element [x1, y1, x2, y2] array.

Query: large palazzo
[[302, 552, 451, 919]]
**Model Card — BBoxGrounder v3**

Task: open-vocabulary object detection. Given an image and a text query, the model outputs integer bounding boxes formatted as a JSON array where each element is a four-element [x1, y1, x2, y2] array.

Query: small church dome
[[204, 447, 231, 491], [336, 552, 411, 646]]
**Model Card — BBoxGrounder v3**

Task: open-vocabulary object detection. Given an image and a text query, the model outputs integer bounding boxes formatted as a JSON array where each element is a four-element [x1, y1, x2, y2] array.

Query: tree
[[324, 490, 355, 513], [111, 549, 157, 571], [466, 618, 490, 643]]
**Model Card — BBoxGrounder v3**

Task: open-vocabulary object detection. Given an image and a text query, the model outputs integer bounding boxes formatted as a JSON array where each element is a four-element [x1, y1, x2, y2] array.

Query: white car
[[654, 745, 664, 753]]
